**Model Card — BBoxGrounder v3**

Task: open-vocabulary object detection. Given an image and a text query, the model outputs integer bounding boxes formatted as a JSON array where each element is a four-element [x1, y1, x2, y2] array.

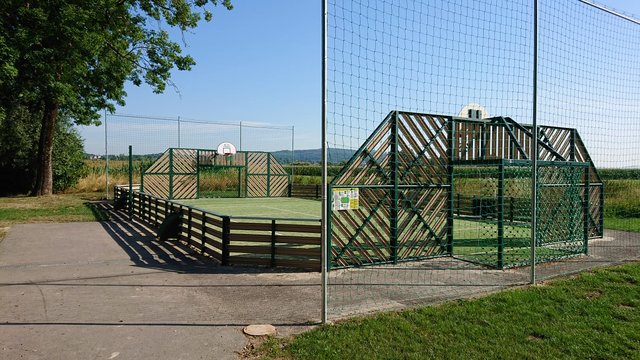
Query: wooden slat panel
[[204, 226, 223, 239], [203, 237, 223, 251], [275, 223, 321, 233], [230, 222, 272, 231], [275, 247, 321, 257], [228, 245, 271, 254], [273, 235, 320, 245], [229, 233, 272, 243], [203, 246, 222, 260], [146, 150, 170, 173]]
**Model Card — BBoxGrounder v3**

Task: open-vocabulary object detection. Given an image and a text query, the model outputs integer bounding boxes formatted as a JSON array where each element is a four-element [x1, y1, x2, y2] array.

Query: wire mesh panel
[[536, 163, 588, 262], [326, 0, 535, 320], [76, 114, 295, 197], [324, 0, 640, 320], [452, 165, 501, 268], [535, 0, 640, 281]]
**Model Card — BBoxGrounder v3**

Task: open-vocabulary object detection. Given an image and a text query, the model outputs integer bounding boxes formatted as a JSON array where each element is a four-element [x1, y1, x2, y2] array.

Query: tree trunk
[[31, 99, 58, 196]]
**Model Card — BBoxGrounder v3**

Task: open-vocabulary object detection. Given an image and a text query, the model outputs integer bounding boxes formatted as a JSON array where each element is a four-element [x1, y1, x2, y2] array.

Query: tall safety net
[[78, 114, 294, 198], [324, 0, 640, 320]]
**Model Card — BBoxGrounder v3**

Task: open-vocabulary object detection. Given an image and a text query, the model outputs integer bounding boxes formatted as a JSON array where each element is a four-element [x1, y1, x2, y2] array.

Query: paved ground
[[1, 205, 638, 359], [0, 212, 319, 360]]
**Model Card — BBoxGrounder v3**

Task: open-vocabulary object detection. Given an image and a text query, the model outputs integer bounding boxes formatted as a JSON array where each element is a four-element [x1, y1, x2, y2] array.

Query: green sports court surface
[[177, 197, 321, 219], [176, 197, 574, 267]]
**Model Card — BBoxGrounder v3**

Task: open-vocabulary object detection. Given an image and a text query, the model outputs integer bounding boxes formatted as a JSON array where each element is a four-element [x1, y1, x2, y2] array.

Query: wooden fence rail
[[289, 184, 322, 200], [114, 185, 321, 271]]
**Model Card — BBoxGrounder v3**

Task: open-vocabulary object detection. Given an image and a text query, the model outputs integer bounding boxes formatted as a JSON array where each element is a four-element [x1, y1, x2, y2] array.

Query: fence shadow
[[92, 201, 311, 275]]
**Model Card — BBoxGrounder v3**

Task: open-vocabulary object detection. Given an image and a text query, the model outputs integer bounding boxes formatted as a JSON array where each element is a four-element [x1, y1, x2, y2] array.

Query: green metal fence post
[[200, 213, 207, 253], [244, 152, 249, 197], [447, 118, 455, 255], [389, 111, 399, 264], [187, 207, 193, 247], [497, 162, 505, 268], [196, 150, 200, 198], [327, 184, 333, 271], [267, 153, 271, 197], [168, 148, 174, 200], [271, 219, 277, 267], [140, 165, 144, 193], [222, 216, 230, 265], [128, 145, 133, 220], [570, 129, 576, 161], [237, 168, 242, 198], [599, 184, 604, 237], [583, 166, 590, 255]]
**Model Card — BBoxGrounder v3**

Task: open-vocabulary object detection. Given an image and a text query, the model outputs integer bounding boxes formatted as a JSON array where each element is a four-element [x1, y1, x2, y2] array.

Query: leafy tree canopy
[[0, 0, 232, 195]]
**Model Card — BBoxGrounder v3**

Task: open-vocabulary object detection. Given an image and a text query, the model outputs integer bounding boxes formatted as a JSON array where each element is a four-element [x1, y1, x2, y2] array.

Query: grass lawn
[[255, 262, 640, 360], [0, 193, 109, 241], [604, 217, 640, 233]]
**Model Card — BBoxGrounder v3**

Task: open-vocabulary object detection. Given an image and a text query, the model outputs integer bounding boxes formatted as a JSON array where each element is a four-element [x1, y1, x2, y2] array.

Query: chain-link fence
[[78, 113, 295, 198], [322, 0, 640, 321]]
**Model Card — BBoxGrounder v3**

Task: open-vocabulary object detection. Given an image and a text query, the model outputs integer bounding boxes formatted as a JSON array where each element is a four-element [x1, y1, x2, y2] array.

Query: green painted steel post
[[267, 154, 271, 197], [570, 129, 576, 161], [480, 123, 487, 160], [446, 118, 455, 255], [222, 216, 230, 266], [245, 152, 249, 197], [583, 166, 590, 255], [200, 212, 207, 253], [390, 112, 399, 264], [168, 148, 174, 200], [237, 168, 241, 198], [599, 184, 604, 237], [196, 150, 200, 198], [187, 207, 193, 247], [271, 219, 277, 267], [497, 162, 505, 268], [140, 165, 144, 193], [128, 145, 133, 220], [327, 184, 333, 271]]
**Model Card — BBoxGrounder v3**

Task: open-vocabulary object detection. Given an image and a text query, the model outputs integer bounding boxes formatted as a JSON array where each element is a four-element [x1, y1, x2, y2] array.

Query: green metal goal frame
[[327, 111, 603, 270], [141, 148, 291, 200]]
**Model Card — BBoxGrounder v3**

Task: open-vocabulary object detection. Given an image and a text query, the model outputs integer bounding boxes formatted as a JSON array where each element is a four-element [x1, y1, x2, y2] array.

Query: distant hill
[[272, 148, 355, 164]]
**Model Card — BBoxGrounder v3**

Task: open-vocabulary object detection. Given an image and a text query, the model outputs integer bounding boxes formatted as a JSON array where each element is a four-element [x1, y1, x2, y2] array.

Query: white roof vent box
[[458, 103, 489, 120]]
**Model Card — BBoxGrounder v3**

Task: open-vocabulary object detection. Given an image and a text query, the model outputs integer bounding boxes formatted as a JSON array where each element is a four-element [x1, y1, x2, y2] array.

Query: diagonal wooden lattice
[[330, 111, 452, 268], [143, 149, 289, 200], [329, 111, 603, 269], [143, 149, 198, 199]]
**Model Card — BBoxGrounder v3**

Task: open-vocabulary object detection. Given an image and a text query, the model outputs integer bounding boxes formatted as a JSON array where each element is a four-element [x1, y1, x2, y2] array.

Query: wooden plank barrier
[[289, 184, 322, 199], [114, 185, 321, 271]]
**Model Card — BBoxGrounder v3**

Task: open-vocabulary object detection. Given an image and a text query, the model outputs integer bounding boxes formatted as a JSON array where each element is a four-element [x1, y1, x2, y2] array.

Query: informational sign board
[[332, 188, 359, 211]]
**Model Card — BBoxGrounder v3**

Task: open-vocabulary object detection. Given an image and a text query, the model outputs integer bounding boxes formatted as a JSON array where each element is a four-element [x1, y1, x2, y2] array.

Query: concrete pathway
[[0, 216, 319, 360], [1, 205, 638, 359]]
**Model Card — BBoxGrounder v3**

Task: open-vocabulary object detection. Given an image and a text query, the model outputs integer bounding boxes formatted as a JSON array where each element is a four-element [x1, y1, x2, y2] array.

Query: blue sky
[[79, 0, 640, 163]]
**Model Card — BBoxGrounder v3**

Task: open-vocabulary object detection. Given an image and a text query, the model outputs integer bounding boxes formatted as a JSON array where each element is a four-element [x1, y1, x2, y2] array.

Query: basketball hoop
[[216, 142, 237, 157], [459, 103, 489, 119]]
